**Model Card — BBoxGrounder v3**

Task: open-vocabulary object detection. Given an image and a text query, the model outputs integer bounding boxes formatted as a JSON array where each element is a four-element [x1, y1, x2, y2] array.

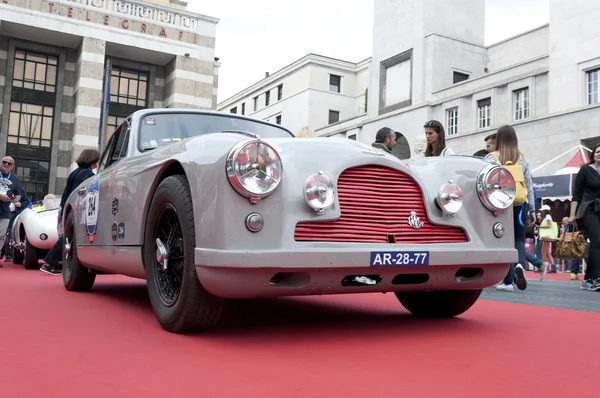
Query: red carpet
[[0, 261, 598, 398]]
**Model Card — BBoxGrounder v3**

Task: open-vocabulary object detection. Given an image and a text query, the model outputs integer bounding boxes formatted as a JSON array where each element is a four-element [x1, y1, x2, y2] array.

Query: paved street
[[482, 276, 599, 313]]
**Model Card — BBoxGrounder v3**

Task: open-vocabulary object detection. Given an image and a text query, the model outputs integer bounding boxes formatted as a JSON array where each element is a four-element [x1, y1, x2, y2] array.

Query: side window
[[98, 120, 130, 172], [99, 132, 118, 172], [114, 125, 130, 160]]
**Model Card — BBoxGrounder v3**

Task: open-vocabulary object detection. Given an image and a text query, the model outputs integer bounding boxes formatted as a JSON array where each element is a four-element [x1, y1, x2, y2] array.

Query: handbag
[[539, 221, 558, 241], [555, 223, 586, 259]]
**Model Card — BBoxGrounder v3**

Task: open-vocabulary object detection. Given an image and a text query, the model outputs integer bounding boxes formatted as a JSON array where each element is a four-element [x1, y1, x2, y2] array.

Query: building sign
[[1, 0, 205, 44], [61, 0, 204, 33], [532, 174, 573, 198]]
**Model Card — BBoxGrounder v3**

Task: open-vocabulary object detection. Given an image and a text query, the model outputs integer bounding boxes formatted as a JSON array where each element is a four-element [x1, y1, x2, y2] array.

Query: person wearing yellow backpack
[[485, 125, 537, 292]]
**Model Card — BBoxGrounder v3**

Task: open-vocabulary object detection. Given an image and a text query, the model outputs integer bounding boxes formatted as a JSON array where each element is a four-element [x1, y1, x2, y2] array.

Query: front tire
[[12, 245, 24, 265], [395, 289, 483, 318], [144, 175, 225, 334], [24, 239, 39, 270], [63, 211, 96, 291]]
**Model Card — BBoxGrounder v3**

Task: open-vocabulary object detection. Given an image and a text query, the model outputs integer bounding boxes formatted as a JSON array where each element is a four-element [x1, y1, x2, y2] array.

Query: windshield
[[138, 112, 294, 151]]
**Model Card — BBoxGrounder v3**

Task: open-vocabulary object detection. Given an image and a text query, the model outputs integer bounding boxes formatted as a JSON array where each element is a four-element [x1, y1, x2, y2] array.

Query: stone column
[[163, 55, 213, 109], [71, 37, 106, 168], [0, 34, 8, 135], [212, 58, 221, 109]]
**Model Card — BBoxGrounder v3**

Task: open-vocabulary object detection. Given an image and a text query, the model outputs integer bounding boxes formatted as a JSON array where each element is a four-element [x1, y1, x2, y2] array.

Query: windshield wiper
[[221, 130, 260, 139]]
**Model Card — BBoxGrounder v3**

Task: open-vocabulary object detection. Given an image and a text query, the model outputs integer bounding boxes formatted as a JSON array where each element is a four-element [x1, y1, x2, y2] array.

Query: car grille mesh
[[294, 165, 469, 244]]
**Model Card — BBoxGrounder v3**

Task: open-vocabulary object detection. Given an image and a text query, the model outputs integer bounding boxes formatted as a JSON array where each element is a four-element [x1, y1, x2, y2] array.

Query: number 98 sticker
[[86, 175, 99, 243]]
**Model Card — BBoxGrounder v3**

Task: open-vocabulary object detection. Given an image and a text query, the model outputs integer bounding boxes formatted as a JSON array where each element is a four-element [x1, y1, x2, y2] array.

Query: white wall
[[487, 26, 549, 72], [425, 35, 487, 95], [250, 90, 311, 134], [548, 0, 600, 113], [307, 90, 360, 130]]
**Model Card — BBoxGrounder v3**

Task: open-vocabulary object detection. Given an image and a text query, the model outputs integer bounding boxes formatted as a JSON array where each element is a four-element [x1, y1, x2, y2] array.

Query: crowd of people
[[365, 120, 600, 293], [2, 120, 599, 293]]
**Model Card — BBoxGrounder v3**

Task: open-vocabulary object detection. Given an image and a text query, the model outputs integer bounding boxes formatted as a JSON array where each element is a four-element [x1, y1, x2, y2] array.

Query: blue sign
[[532, 174, 573, 198]]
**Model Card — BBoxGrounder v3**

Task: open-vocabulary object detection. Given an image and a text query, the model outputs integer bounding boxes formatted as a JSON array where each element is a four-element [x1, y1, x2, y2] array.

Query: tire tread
[[145, 175, 225, 334]]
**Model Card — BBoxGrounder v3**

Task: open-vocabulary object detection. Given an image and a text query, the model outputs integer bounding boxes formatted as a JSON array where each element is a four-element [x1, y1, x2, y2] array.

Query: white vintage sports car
[[61, 108, 519, 334], [11, 195, 60, 269]]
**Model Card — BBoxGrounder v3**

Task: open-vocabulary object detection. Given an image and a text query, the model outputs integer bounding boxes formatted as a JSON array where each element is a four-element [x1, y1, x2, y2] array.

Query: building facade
[[218, 0, 600, 175], [216, 54, 370, 136], [0, 0, 220, 201]]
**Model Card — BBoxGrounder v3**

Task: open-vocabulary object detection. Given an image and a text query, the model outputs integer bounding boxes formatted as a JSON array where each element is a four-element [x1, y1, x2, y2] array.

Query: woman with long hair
[[485, 125, 536, 291], [40, 149, 101, 275], [423, 120, 455, 157], [568, 142, 600, 291]]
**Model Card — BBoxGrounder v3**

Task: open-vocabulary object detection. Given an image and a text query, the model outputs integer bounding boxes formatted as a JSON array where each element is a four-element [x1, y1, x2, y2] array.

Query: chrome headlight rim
[[303, 171, 337, 212], [476, 164, 516, 212], [225, 139, 283, 200], [437, 180, 463, 215]]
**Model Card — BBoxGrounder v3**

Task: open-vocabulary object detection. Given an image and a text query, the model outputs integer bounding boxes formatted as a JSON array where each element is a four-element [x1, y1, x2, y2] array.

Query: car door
[[77, 122, 129, 247]]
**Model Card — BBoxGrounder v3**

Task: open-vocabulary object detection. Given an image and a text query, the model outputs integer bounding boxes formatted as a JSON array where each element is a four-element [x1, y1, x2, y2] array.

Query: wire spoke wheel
[[153, 203, 185, 307]]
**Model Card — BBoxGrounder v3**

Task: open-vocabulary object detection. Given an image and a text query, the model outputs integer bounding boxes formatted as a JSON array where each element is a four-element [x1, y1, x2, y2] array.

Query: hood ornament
[[408, 211, 424, 230]]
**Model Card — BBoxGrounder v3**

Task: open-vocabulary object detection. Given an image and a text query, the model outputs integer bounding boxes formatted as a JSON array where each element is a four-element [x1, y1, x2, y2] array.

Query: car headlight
[[226, 139, 282, 203], [476, 164, 516, 212], [304, 172, 336, 212], [437, 181, 463, 215]]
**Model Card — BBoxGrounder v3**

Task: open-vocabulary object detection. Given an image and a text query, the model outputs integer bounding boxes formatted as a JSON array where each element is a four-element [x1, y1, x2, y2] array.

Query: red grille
[[294, 166, 468, 244]]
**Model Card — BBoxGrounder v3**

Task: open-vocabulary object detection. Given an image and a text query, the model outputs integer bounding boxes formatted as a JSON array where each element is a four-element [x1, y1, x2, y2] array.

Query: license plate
[[370, 251, 430, 266]]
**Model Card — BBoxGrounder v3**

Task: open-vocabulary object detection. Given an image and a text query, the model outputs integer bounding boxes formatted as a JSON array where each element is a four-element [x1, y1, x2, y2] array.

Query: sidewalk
[[525, 270, 582, 282]]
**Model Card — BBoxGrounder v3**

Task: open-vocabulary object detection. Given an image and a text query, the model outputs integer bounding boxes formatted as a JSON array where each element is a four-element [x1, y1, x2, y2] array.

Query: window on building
[[241, 103, 246, 115], [276, 115, 282, 125], [453, 71, 470, 84], [329, 110, 340, 124], [587, 69, 599, 105], [446, 107, 459, 136], [230, 106, 237, 114], [277, 84, 283, 101], [253, 96, 258, 112], [7, 49, 58, 202], [329, 74, 341, 93], [108, 66, 149, 142], [477, 98, 491, 129], [348, 134, 356, 140], [265, 90, 270, 106], [514, 88, 529, 121]]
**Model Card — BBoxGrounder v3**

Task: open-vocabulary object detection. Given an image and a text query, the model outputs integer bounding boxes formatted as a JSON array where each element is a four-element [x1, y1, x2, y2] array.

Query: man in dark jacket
[[40, 149, 100, 275], [371, 127, 397, 154]]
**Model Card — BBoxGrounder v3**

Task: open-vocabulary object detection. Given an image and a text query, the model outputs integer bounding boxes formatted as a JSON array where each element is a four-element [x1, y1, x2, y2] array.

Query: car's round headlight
[[226, 140, 282, 201], [437, 181, 463, 215], [476, 165, 516, 211], [304, 172, 336, 212]]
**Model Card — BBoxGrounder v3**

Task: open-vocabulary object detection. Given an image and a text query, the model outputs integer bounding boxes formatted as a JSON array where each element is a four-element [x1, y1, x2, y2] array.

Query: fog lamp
[[245, 213, 264, 233]]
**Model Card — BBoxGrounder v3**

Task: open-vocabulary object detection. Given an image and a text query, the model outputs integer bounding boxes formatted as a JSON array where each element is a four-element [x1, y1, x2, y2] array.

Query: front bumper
[[194, 246, 517, 299]]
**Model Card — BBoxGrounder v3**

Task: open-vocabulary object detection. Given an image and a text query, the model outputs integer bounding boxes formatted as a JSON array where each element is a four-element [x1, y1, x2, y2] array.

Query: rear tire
[[63, 211, 96, 292], [24, 239, 39, 270], [395, 289, 482, 318], [144, 175, 225, 334]]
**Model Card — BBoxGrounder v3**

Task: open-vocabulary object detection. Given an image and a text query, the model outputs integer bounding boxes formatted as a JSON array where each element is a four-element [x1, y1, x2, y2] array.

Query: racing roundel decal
[[86, 176, 100, 243]]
